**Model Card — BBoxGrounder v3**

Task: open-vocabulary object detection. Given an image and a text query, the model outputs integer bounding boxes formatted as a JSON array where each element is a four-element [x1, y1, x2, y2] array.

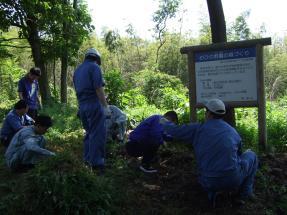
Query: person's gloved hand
[[38, 103, 42, 110], [103, 106, 112, 118], [159, 117, 169, 124], [50, 152, 56, 156]]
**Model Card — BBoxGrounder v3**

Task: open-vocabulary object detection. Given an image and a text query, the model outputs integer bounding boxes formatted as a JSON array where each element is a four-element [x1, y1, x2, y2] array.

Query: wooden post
[[257, 44, 267, 150], [188, 53, 197, 122]]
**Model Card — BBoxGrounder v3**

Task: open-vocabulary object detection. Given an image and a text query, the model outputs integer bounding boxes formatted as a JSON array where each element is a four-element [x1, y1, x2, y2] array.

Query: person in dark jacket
[[18, 67, 41, 119], [126, 111, 178, 173], [0, 100, 34, 148]]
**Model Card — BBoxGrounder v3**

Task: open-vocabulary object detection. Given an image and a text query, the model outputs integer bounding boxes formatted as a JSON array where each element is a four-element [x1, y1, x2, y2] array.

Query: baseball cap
[[203, 98, 226, 115]]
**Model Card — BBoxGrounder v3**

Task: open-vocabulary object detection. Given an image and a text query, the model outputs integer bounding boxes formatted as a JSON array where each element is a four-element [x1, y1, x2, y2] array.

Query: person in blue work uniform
[[73, 48, 110, 172], [106, 105, 127, 144], [18, 67, 41, 119], [0, 100, 34, 148], [5, 115, 54, 171], [126, 111, 178, 173], [161, 98, 258, 205]]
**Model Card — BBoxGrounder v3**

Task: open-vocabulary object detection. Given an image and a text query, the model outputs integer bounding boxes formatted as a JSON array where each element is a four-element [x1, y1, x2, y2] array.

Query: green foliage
[[1, 152, 123, 214], [235, 101, 287, 152], [103, 30, 122, 54], [157, 33, 188, 82], [227, 10, 251, 41], [0, 59, 25, 102], [129, 69, 188, 109], [104, 70, 126, 107], [152, 0, 182, 38], [265, 53, 287, 100], [39, 102, 82, 144], [236, 108, 258, 149], [265, 100, 287, 151]]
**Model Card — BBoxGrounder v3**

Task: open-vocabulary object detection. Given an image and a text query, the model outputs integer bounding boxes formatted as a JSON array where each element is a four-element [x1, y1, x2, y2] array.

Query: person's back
[[73, 48, 110, 171], [162, 99, 258, 203], [106, 105, 127, 143], [129, 115, 164, 146], [73, 60, 102, 104], [192, 119, 241, 177], [126, 111, 178, 173]]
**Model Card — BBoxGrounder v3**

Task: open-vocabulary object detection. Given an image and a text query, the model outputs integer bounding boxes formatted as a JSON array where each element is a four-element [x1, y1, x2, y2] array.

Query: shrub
[[1, 152, 124, 215], [104, 70, 126, 108]]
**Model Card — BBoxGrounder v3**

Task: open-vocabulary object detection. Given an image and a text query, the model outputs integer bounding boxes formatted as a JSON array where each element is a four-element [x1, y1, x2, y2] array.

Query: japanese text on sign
[[194, 47, 257, 103]]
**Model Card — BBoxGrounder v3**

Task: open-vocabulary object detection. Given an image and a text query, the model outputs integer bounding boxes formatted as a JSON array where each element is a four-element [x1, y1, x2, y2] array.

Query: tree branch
[[0, 44, 30, 48], [0, 38, 27, 42]]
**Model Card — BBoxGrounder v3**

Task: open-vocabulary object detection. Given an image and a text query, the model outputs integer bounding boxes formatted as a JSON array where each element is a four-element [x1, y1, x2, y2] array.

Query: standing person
[[18, 67, 41, 119], [126, 111, 178, 173], [161, 99, 258, 205], [106, 105, 127, 144], [0, 100, 34, 148], [5, 115, 54, 171], [73, 48, 110, 171]]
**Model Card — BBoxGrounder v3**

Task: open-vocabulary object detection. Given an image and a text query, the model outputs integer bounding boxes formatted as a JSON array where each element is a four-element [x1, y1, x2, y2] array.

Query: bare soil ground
[[121, 148, 287, 215]]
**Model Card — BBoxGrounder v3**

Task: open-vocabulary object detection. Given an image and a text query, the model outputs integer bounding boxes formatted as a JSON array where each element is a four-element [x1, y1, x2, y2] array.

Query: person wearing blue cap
[[5, 115, 54, 171], [18, 67, 41, 119], [0, 100, 34, 148], [73, 48, 110, 172], [160, 98, 258, 206]]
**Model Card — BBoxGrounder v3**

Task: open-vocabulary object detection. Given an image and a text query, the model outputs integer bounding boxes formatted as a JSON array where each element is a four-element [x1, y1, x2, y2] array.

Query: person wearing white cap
[[160, 98, 258, 206], [73, 48, 111, 173]]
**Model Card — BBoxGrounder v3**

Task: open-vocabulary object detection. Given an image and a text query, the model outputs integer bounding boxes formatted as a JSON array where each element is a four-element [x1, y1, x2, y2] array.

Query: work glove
[[50, 152, 56, 156], [159, 117, 169, 125], [103, 106, 112, 118], [38, 103, 42, 110]]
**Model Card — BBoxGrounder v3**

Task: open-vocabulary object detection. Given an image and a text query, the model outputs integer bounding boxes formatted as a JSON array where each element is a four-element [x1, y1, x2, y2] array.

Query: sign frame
[[180, 38, 272, 150]]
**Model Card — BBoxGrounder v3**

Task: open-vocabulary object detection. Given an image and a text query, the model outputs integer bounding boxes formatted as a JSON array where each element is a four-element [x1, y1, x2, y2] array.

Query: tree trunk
[[206, 0, 227, 43], [26, 18, 51, 104], [206, 0, 235, 127], [60, 0, 69, 104], [60, 52, 68, 103], [53, 57, 57, 98]]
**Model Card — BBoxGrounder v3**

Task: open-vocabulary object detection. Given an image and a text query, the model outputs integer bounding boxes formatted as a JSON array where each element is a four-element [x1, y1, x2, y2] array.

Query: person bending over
[[106, 105, 127, 144], [126, 111, 178, 173]]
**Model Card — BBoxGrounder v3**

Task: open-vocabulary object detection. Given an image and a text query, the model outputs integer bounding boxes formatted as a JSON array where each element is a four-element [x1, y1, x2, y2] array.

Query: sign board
[[194, 47, 257, 103], [180, 38, 272, 150]]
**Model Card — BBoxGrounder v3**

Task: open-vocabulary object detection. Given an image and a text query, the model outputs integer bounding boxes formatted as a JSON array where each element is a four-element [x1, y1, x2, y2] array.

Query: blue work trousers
[[199, 150, 258, 198], [79, 102, 106, 166]]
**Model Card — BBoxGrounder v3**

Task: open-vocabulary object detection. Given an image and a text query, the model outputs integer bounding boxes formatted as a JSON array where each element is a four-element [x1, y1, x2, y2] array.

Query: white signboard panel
[[195, 47, 257, 103]]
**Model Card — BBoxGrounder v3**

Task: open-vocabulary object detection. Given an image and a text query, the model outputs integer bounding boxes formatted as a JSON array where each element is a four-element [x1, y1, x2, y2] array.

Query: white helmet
[[85, 48, 101, 58]]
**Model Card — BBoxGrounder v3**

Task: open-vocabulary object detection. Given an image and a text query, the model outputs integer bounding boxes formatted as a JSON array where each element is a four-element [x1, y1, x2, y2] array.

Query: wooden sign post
[[181, 38, 271, 150]]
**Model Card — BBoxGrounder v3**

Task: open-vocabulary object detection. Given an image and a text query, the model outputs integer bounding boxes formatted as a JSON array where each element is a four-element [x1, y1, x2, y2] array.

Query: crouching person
[[161, 99, 258, 205], [125, 111, 178, 173], [0, 100, 34, 148], [106, 105, 127, 144], [5, 115, 55, 171]]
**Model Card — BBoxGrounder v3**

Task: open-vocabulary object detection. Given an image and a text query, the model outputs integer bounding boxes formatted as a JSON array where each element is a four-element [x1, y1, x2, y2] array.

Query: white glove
[[50, 152, 56, 156], [103, 106, 112, 117], [159, 117, 169, 124]]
